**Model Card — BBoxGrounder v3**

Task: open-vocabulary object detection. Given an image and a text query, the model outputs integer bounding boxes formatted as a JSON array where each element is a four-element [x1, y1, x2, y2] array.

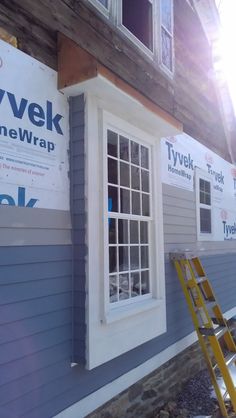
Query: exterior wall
[[1, 93, 236, 417], [0, 2, 236, 418]]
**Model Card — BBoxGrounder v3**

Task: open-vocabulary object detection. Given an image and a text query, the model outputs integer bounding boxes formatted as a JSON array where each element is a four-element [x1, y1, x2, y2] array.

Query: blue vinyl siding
[[69, 95, 87, 364]]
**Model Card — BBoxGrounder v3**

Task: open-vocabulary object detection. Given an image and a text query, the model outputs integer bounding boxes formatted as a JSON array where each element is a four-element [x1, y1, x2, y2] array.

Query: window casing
[[195, 168, 212, 240], [88, 0, 174, 76], [107, 128, 152, 306]]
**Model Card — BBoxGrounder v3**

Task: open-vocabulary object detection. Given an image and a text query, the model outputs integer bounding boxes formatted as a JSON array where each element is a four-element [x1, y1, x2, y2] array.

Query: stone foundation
[[87, 341, 206, 418]]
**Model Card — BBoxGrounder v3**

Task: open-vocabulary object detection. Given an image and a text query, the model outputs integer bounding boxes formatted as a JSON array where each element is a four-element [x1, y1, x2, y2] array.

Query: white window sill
[[103, 297, 164, 324]]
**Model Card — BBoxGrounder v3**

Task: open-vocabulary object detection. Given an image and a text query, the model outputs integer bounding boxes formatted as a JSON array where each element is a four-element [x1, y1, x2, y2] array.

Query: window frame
[[105, 124, 154, 308], [116, 0, 156, 59], [195, 167, 213, 241], [102, 111, 163, 322]]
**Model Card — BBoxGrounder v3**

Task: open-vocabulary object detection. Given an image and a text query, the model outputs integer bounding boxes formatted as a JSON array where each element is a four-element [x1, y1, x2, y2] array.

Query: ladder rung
[[214, 326, 227, 339], [198, 326, 227, 339], [169, 252, 196, 260], [225, 352, 236, 367], [195, 276, 207, 284], [205, 301, 216, 309]]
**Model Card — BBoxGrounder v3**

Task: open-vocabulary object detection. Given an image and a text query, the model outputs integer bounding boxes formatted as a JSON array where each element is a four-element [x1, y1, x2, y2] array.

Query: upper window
[[107, 128, 151, 306], [195, 168, 212, 240], [121, 0, 154, 51], [88, 0, 174, 76]]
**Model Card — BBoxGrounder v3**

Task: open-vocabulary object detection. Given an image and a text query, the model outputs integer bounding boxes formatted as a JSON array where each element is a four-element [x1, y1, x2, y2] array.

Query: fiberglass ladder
[[170, 252, 236, 418]]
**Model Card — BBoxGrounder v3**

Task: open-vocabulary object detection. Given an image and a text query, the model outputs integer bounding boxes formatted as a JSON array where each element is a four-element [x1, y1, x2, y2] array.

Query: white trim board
[[53, 305, 235, 418]]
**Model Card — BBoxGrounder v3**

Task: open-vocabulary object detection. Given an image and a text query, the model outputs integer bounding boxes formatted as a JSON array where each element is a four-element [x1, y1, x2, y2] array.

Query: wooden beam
[[58, 33, 182, 131]]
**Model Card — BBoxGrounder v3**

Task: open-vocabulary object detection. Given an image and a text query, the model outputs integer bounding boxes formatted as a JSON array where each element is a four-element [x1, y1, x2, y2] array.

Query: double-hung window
[[88, 0, 174, 76], [107, 128, 151, 305], [195, 168, 212, 240]]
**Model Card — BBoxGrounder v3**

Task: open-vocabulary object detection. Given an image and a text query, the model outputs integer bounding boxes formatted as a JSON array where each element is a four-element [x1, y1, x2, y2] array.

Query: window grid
[[107, 129, 151, 304]]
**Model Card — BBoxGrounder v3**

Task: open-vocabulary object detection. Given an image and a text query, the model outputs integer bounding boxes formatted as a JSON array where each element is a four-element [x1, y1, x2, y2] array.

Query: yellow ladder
[[170, 252, 236, 417]]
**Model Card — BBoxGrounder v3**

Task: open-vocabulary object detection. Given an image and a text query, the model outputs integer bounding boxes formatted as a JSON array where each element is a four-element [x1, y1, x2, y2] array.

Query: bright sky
[[215, 0, 236, 111]]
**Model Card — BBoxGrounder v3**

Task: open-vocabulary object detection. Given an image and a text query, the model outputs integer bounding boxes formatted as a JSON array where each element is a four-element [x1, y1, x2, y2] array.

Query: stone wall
[[87, 341, 206, 418]]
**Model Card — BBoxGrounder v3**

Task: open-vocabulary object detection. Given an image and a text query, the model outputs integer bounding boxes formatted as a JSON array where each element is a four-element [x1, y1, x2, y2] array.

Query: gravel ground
[[176, 369, 218, 417]]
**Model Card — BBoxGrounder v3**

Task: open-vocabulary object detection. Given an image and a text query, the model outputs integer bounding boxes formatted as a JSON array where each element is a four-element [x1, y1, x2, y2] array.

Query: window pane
[[141, 246, 149, 269], [120, 161, 130, 187], [141, 271, 150, 294], [140, 221, 148, 243], [119, 247, 129, 271], [122, 0, 153, 50], [118, 219, 129, 244], [108, 186, 118, 212], [119, 273, 129, 300], [120, 135, 129, 161], [108, 158, 118, 184], [205, 194, 211, 205], [205, 181, 211, 194], [200, 191, 205, 205], [130, 246, 139, 270], [132, 191, 141, 215], [107, 130, 118, 157], [200, 208, 211, 233], [161, 28, 172, 71], [130, 220, 139, 243], [109, 247, 117, 273], [109, 218, 116, 244], [131, 141, 140, 165], [141, 145, 149, 169], [161, 0, 172, 32], [199, 179, 211, 205], [110, 275, 118, 303], [199, 178, 205, 191], [142, 193, 150, 216], [141, 169, 149, 192], [131, 166, 140, 190], [98, 0, 108, 8], [131, 272, 140, 297], [120, 188, 130, 213]]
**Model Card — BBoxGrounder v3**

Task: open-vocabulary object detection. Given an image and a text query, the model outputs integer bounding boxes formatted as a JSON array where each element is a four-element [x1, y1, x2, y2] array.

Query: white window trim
[[87, 0, 174, 77], [195, 167, 213, 241], [85, 94, 167, 369]]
